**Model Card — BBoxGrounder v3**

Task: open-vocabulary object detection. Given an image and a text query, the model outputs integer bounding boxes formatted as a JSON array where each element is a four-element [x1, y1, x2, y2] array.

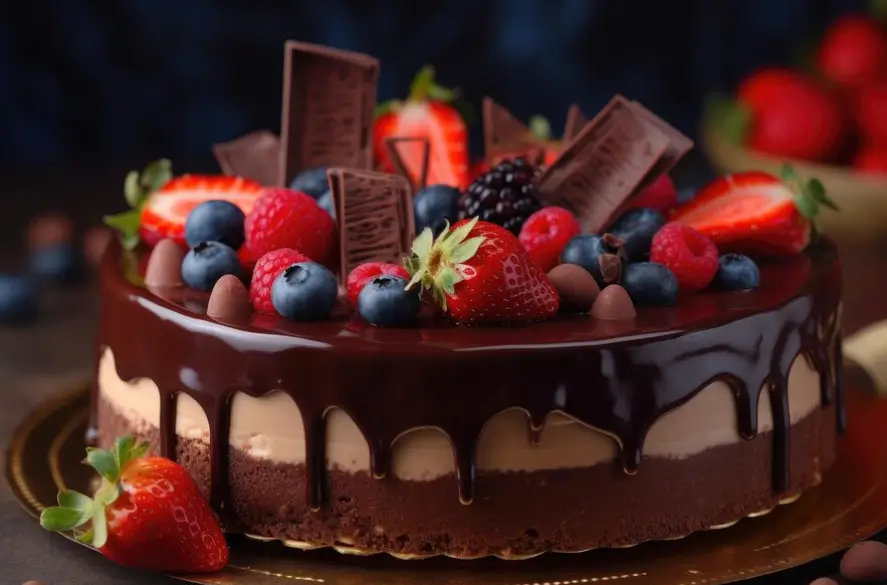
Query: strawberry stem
[[704, 94, 751, 146], [104, 159, 173, 251], [404, 218, 484, 311], [39, 436, 150, 548], [779, 164, 839, 241], [529, 116, 552, 140]]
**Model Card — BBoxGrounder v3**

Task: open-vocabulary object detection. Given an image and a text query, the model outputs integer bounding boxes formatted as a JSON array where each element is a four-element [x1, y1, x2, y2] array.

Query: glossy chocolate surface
[[91, 239, 843, 525]]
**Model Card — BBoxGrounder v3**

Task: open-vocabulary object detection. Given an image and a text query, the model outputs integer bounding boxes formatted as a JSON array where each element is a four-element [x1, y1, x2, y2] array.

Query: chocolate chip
[[841, 540, 887, 582], [547, 263, 600, 313], [27, 214, 74, 248], [591, 284, 636, 320], [83, 227, 114, 267], [207, 274, 251, 323], [144, 239, 185, 288], [598, 254, 623, 284]]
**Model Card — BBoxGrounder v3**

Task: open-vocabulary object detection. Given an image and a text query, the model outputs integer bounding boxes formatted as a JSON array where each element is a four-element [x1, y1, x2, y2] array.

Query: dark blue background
[[0, 0, 869, 167]]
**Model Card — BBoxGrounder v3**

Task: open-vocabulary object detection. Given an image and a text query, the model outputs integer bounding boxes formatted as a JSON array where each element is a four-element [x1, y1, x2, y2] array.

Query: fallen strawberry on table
[[39, 436, 228, 574]]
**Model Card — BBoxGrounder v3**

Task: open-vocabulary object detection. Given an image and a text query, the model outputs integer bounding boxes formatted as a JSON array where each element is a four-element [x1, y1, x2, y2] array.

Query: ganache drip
[[90, 239, 843, 521]]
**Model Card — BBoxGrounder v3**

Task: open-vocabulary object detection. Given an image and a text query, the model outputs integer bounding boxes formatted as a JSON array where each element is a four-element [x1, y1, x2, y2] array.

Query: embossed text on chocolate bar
[[536, 97, 670, 234], [327, 168, 414, 283], [278, 42, 380, 187], [213, 130, 281, 186]]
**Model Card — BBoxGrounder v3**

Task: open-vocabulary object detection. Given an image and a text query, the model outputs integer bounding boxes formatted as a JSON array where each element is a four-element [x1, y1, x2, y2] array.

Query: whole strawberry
[[855, 80, 887, 147], [817, 14, 887, 91], [40, 436, 228, 574], [737, 69, 847, 162], [405, 217, 559, 324], [244, 188, 336, 263], [373, 66, 469, 189]]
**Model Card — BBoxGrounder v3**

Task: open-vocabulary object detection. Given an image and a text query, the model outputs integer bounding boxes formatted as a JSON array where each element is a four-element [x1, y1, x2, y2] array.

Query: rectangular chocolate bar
[[278, 42, 380, 187], [563, 104, 588, 141], [628, 98, 694, 173], [327, 168, 414, 283], [384, 136, 430, 192], [483, 97, 533, 160], [536, 96, 671, 234], [212, 130, 281, 186]]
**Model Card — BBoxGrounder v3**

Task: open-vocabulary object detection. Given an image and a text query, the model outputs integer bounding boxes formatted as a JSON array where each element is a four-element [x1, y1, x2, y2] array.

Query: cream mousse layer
[[99, 346, 824, 480]]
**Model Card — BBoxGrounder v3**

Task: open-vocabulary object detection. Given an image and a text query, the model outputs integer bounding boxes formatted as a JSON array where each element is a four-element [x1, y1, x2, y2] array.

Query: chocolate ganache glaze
[[92, 237, 843, 526]]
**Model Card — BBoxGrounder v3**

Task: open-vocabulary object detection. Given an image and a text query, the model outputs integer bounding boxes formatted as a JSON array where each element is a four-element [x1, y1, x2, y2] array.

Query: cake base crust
[[98, 395, 835, 559]]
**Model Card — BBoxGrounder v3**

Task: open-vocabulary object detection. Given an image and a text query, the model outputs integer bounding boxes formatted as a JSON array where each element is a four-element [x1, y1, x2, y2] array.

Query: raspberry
[[626, 174, 678, 213], [250, 248, 310, 313], [244, 188, 336, 264], [649, 222, 718, 293], [346, 262, 410, 307], [518, 207, 581, 273]]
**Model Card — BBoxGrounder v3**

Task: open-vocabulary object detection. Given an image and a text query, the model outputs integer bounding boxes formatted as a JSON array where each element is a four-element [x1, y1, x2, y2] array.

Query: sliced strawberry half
[[670, 167, 838, 258], [139, 175, 264, 248], [373, 66, 470, 189]]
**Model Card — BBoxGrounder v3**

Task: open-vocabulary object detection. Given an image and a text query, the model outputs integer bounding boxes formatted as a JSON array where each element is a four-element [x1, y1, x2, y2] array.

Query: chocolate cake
[[90, 39, 845, 560]]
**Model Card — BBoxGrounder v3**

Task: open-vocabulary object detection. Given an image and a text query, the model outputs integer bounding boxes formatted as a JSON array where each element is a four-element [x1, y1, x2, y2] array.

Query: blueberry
[[560, 234, 622, 287], [289, 167, 330, 199], [621, 262, 679, 307], [317, 190, 336, 221], [0, 275, 38, 323], [271, 262, 338, 321], [29, 244, 83, 282], [181, 242, 241, 291], [606, 208, 665, 263], [714, 254, 760, 291], [413, 184, 461, 235], [357, 275, 421, 327], [184, 200, 246, 249]]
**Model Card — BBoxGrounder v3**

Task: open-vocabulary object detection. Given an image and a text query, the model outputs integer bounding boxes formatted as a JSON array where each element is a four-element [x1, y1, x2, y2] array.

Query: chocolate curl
[[278, 41, 379, 187], [563, 104, 588, 141], [384, 136, 430, 192], [482, 97, 531, 160], [327, 168, 414, 284], [212, 130, 281, 186]]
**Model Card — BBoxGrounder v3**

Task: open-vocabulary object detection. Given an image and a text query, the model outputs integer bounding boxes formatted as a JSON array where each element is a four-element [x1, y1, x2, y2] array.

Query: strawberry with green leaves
[[405, 217, 559, 324], [39, 436, 228, 574], [374, 66, 470, 189], [671, 165, 839, 258]]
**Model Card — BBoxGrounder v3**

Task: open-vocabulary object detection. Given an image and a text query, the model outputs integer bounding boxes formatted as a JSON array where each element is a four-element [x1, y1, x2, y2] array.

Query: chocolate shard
[[212, 130, 281, 186], [327, 168, 414, 284], [483, 97, 532, 159], [629, 99, 694, 172], [563, 104, 588, 141], [278, 41, 380, 188], [384, 136, 430, 192], [535, 95, 680, 234]]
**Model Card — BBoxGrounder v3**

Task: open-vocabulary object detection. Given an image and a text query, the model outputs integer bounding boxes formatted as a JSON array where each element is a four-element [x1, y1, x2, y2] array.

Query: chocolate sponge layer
[[97, 395, 835, 559]]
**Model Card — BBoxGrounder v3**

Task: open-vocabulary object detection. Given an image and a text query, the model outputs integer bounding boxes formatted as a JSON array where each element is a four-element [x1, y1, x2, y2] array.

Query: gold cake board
[[7, 383, 887, 585]]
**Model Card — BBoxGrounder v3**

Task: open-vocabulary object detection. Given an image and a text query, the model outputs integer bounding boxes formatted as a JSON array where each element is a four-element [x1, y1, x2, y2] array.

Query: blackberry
[[458, 158, 542, 234]]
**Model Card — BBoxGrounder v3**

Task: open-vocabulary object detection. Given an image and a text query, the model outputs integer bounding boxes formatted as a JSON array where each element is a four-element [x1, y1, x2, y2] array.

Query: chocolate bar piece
[[628, 98, 694, 171], [483, 98, 532, 159], [278, 42, 380, 187], [536, 96, 672, 234], [563, 104, 588, 141], [384, 136, 430, 192], [212, 130, 281, 186], [327, 168, 414, 283]]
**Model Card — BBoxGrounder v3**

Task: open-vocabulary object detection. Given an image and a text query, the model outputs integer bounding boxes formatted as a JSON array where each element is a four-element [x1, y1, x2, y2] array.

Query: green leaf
[[407, 65, 437, 102], [103, 210, 140, 234], [794, 193, 819, 220], [40, 506, 92, 532], [442, 217, 478, 248], [705, 94, 751, 146], [374, 100, 400, 118], [436, 266, 462, 295], [780, 164, 799, 183], [58, 490, 93, 511], [92, 504, 108, 549], [75, 528, 94, 544], [123, 171, 142, 208], [807, 178, 839, 211], [529, 115, 552, 140], [410, 228, 434, 261], [427, 84, 458, 102], [85, 447, 119, 482], [140, 159, 173, 194], [450, 236, 484, 264], [449, 98, 476, 126]]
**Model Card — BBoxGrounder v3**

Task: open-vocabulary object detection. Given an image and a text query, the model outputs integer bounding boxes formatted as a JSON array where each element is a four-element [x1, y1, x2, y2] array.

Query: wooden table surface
[[0, 164, 885, 584]]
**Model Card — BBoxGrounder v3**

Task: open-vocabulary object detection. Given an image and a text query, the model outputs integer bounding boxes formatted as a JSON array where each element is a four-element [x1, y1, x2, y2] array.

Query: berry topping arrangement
[[93, 40, 840, 333], [39, 436, 228, 573]]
